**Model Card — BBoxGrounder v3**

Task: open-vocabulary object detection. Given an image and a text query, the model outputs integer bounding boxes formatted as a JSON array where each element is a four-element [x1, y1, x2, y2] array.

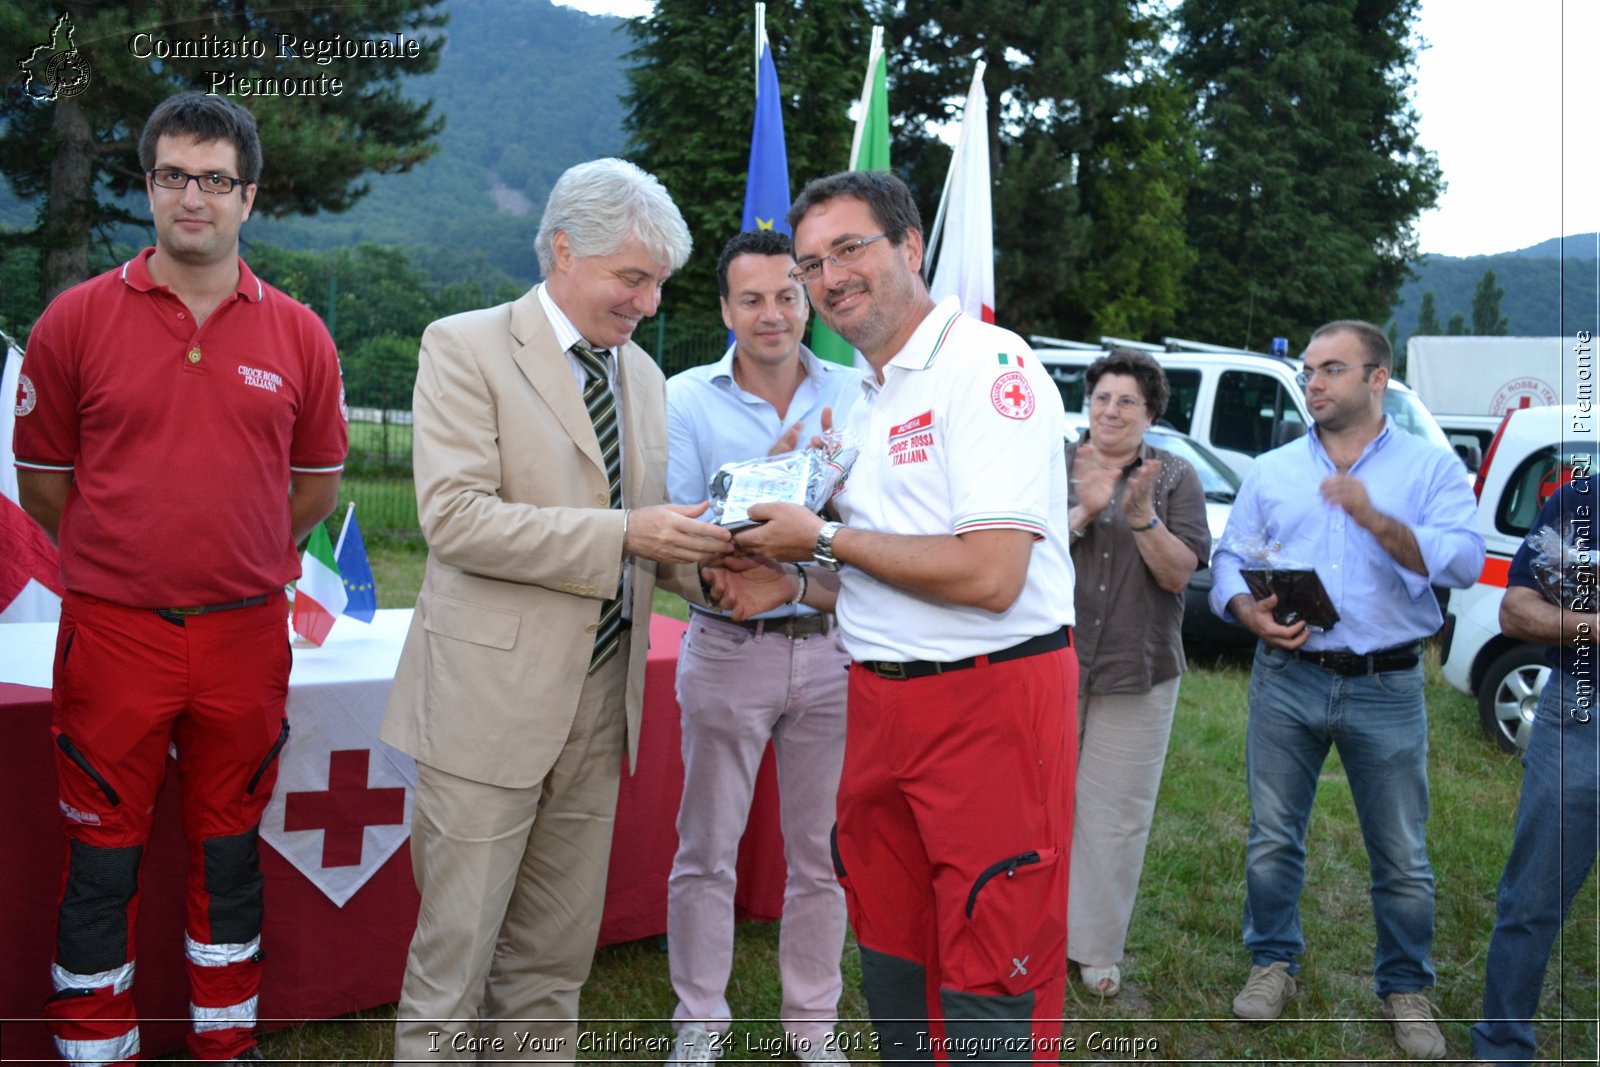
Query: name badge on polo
[[888, 409, 935, 467]]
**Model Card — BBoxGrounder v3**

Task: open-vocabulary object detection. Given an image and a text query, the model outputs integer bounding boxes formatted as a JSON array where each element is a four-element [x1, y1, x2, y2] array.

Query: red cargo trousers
[[833, 638, 1078, 1064], [43, 592, 289, 1064]]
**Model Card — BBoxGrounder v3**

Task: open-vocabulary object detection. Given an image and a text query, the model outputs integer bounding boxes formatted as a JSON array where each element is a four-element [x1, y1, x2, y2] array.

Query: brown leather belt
[[1289, 642, 1422, 676], [860, 627, 1072, 680], [691, 607, 833, 639], [154, 594, 271, 626]]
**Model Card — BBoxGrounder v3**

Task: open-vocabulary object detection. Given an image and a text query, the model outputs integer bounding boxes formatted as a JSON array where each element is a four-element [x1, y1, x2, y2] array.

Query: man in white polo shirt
[[709, 171, 1077, 1063]]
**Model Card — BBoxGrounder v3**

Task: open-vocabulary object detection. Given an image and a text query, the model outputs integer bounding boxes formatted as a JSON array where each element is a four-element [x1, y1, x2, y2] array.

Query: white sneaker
[[790, 1032, 849, 1066], [1381, 991, 1446, 1059], [666, 1023, 724, 1066], [1232, 961, 1296, 1020]]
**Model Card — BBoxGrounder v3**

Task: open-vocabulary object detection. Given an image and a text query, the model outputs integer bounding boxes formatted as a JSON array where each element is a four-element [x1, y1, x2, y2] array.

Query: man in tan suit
[[381, 158, 732, 1063]]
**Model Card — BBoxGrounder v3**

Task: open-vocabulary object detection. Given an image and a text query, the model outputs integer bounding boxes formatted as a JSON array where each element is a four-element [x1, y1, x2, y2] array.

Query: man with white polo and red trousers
[[12, 92, 346, 1065], [708, 170, 1077, 1064]]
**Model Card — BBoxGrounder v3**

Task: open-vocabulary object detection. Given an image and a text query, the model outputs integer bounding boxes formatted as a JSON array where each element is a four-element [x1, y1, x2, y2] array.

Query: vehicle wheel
[[1477, 645, 1549, 754]]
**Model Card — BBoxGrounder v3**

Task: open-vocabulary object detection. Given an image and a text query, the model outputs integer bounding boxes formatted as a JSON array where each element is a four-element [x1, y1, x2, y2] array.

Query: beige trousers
[[1066, 675, 1181, 968], [393, 640, 629, 1064]]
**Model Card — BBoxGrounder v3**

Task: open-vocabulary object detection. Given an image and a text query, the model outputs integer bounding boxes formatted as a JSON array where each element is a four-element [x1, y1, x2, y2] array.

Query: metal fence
[[338, 315, 730, 539]]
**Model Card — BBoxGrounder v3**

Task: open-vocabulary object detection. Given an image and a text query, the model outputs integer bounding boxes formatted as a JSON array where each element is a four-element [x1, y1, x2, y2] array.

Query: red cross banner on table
[[259, 611, 417, 906], [260, 711, 416, 906]]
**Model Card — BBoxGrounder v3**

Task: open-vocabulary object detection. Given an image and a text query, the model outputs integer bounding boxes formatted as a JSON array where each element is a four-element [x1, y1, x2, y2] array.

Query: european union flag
[[740, 33, 791, 236], [335, 505, 378, 623]]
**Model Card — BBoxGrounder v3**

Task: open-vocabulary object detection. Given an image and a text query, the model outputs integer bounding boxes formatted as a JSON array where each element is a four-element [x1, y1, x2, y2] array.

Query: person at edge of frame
[[1470, 469, 1597, 1065], [14, 91, 348, 1064]]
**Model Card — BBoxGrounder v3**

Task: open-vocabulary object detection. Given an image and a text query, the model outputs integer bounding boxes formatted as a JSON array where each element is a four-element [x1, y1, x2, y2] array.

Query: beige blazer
[[380, 289, 685, 788]]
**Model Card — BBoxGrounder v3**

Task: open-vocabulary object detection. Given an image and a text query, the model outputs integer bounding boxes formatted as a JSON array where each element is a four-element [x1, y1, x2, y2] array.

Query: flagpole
[[753, 2, 765, 95], [333, 500, 354, 556], [927, 59, 985, 268]]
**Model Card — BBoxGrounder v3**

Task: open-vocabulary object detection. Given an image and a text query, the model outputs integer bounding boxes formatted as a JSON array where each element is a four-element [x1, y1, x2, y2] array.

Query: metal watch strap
[[813, 521, 844, 571]]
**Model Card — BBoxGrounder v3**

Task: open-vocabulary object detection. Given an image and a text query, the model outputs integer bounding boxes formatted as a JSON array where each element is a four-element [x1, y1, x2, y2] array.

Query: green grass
[[233, 550, 1598, 1063], [346, 417, 413, 465], [335, 476, 419, 541], [365, 539, 693, 621], [369, 538, 428, 609]]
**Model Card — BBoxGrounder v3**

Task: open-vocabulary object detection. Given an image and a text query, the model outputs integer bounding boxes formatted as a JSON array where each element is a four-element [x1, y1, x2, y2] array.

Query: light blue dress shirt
[[1209, 416, 1485, 653], [666, 343, 861, 620]]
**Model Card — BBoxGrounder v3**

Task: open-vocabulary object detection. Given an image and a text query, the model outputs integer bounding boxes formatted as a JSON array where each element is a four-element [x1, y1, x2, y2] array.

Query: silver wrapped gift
[[708, 430, 860, 530]]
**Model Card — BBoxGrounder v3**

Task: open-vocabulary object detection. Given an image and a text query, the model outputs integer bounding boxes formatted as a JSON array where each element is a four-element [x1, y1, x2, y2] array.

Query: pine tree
[[1470, 269, 1509, 334], [0, 1, 446, 302], [1172, 0, 1442, 348], [622, 0, 874, 327], [1415, 290, 1441, 334], [1447, 313, 1468, 335], [883, 0, 1194, 340]]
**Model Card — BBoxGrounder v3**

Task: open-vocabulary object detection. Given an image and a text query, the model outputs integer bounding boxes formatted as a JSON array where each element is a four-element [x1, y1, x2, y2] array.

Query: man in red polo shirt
[[12, 92, 346, 1065]]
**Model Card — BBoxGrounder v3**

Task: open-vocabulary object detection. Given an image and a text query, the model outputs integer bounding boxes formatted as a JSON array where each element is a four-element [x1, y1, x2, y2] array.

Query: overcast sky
[[553, 0, 1598, 259]]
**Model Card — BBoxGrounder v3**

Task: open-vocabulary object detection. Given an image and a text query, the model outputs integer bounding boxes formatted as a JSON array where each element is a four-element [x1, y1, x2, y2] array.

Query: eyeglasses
[[1089, 392, 1145, 412], [789, 234, 889, 284], [1295, 362, 1379, 388], [148, 168, 250, 195]]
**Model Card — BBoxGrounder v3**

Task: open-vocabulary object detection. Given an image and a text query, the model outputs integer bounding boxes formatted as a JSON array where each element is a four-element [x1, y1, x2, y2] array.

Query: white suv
[[1439, 405, 1595, 751], [1031, 339, 1453, 477]]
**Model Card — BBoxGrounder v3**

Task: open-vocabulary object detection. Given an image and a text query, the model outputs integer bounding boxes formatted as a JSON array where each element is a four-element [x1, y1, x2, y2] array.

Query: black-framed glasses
[[148, 168, 250, 195], [789, 234, 889, 284], [1295, 362, 1379, 388]]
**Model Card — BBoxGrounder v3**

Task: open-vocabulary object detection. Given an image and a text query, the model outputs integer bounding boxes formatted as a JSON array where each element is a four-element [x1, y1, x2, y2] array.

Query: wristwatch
[[813, 521, 845, 571]]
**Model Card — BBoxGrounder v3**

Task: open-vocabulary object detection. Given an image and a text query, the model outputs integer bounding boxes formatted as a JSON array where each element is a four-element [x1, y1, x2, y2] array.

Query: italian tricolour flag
[[292, 523, 347, 646]]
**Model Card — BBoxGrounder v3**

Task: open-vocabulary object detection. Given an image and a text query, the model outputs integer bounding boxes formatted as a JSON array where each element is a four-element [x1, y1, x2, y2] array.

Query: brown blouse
[[1066, 440, 1212, 694]]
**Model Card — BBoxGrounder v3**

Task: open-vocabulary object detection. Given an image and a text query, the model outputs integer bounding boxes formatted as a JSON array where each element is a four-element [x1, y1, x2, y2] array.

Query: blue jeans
[[1242, 643, 1436, 996], [1471, 668, 1599, 1064]]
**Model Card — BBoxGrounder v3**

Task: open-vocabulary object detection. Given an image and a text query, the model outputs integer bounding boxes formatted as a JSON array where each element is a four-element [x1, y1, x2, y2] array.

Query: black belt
[[692, 606, 833, 639], [860, 627, 1072, 680], [154, 595, 271, 626], [1289, 642, 1421, 676]]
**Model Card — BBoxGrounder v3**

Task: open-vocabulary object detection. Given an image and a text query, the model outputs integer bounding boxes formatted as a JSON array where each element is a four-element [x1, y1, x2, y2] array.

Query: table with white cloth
[[0, 609, 788, 1061]]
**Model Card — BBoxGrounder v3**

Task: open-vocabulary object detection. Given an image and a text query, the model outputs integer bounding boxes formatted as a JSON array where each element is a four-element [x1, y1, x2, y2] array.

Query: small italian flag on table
[[292, 523, 347, 646]]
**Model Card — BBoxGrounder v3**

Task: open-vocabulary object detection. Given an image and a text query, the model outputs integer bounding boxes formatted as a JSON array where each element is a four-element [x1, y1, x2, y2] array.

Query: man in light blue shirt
[[1209, 320, 1484, 1060], [662, 230, 858, 1066]]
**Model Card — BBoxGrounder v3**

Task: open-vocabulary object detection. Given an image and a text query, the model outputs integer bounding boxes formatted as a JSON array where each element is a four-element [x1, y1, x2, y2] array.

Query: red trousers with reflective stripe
[[46, 591, 289, 1063], [835, 643, 1078, 1063]]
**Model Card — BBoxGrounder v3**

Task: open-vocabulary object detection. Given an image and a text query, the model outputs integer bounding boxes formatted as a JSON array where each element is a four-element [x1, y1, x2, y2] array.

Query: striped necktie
[[572, 342, 624, 673]]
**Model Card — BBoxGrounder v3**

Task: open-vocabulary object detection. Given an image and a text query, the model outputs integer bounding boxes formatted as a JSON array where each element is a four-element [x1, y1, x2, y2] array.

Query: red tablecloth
[[0, 616, 787, 1062]]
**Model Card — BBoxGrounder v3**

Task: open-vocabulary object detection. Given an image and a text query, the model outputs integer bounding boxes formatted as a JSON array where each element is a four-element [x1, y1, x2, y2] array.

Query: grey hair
[[535, 158, 692, 275]]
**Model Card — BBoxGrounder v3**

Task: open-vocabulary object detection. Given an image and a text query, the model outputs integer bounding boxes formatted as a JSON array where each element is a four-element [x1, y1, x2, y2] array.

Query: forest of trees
[[1, 0, 1586, 404], [1393, 246, 1599, 351]]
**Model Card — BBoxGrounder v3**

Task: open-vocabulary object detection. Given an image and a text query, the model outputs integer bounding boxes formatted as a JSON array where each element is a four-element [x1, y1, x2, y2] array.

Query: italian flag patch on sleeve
[[997, 353, 1025, 368]]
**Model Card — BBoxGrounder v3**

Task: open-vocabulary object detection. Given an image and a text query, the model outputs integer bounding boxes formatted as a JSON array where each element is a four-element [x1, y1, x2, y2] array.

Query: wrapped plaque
[[1527, 521, 1597, 611], [709, 429, 860, 530], [1226, 531, 1341, 630], [1240, 568, 1341, 630]]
